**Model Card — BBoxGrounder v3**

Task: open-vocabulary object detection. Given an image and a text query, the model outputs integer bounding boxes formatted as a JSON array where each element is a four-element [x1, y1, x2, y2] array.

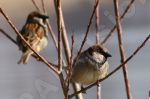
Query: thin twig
[[31, 0, 67, 72], [97, 83, 101, 99], [41, 0, 58, 49], [74, 0, 100, 65], [55, 0, 69, 98], [102, 0, 135, 44], [95, 0, 100, 44], [39, 0, 70, 98], [29, 0, 60, 67], [70, 1, 100, 98], [69, 35, 74, 76], [54, 0, 71, 64], [114, 0, 132, 99], [70, 34, 74, 73], [29, 1, 67, 98], [30, 0, 58, 49], [69, 34, 150, 98], [70, 35, 74, 64], [0, 28, 17, 44], [58, 73, 68, 99], [70, 34, 74, 70], [95, 0, 101, 98], [0, 28, 58, 67], [56, 0, 63, 72], [66, 34, 74, 92], [54, 1, 83, 99], [41, 0, 46, 13], [0, 8, 59, 74], [47, 20, 58, 49], [31, 0, 40, 11]]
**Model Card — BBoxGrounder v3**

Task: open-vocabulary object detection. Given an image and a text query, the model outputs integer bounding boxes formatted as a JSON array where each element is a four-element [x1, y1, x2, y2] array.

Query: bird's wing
[[17, 22, 45, 52]]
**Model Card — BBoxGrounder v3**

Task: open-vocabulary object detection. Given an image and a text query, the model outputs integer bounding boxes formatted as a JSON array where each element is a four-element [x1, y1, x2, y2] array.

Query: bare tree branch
[[69, 34, 150, 98], [41, 0, 46, 13], [65, 34, 75, 95], [0, 28, 17, 44], [31, 0, 58, 50], [53, 0, 83, 99], [74, 0, 100, 66], [31, 0, 40, 11], [0, 28, 58, 67], [102, 0, 135, 44], [95, 0, 100, 44], [54, 0, 71, 64], [0, 8, 59, 74], [56, 0, 63, 73], [95, 0, 101, 98], [114, 0, 132, 99], [97, 83, 101, 99]]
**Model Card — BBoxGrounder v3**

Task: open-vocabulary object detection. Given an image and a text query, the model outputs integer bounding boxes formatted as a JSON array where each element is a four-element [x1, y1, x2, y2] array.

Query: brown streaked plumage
[[17, 11, 49, 64]]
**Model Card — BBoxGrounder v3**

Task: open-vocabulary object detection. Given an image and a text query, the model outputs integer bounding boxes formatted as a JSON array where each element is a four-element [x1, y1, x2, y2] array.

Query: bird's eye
[[88, 48, 93, 55]]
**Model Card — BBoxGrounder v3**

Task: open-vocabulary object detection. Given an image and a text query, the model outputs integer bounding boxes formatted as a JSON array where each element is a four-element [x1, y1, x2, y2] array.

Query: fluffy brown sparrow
[[17, 11, 49, 64], [71, 44, 111, 85]]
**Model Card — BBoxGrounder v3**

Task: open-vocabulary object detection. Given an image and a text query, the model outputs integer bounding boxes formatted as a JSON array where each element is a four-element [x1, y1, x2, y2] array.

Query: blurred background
[[0, 0, 150, 99]]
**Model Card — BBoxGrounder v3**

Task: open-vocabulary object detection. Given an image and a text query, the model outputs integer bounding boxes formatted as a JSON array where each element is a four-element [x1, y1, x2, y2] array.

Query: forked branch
[[102, 0, 135, 44], [114, 0, 132, 98], [0, 8, 59, 74], [69, 34, 150, 98]]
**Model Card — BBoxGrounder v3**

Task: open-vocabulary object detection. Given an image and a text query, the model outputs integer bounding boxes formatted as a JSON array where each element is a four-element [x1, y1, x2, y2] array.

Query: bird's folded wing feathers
[[17, 23, 45, 50]]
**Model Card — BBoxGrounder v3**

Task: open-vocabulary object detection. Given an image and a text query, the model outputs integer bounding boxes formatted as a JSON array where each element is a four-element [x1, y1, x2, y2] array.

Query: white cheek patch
[[34, 17, 44, 25], [34, 17, 48, 36], [93, 52, 104, 63]]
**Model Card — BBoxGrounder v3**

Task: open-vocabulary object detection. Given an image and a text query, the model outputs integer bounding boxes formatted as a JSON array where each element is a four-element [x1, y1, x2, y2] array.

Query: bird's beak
[[105, 52, 112, 57]]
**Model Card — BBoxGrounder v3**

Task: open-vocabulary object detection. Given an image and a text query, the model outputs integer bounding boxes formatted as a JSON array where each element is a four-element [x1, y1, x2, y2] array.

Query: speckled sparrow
[[71, 44, 111, 85], [17, 11, 49, 64]]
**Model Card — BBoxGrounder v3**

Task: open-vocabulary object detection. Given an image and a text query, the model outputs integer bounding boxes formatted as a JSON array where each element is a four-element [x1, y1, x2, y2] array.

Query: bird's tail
[[18, 51, 32, 64]]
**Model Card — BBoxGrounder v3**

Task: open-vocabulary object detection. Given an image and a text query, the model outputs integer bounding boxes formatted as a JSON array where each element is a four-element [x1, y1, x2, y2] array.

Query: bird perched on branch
[[71, 44, 111, 85], [17, 11, 49, 64]]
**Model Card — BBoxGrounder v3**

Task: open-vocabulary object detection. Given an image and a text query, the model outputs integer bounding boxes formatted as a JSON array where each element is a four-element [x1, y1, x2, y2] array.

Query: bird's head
[[27, 11, 49, 23], [87, 44, 112, 59]]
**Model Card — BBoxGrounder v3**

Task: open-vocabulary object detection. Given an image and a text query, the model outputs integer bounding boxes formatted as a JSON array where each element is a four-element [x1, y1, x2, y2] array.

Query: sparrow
[[71, 44, 111, 85], [17, 11, 49, 64]]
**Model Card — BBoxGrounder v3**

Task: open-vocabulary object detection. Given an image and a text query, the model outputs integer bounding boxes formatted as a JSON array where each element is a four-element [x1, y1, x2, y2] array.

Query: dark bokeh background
[[0, 0, 150, 99]]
